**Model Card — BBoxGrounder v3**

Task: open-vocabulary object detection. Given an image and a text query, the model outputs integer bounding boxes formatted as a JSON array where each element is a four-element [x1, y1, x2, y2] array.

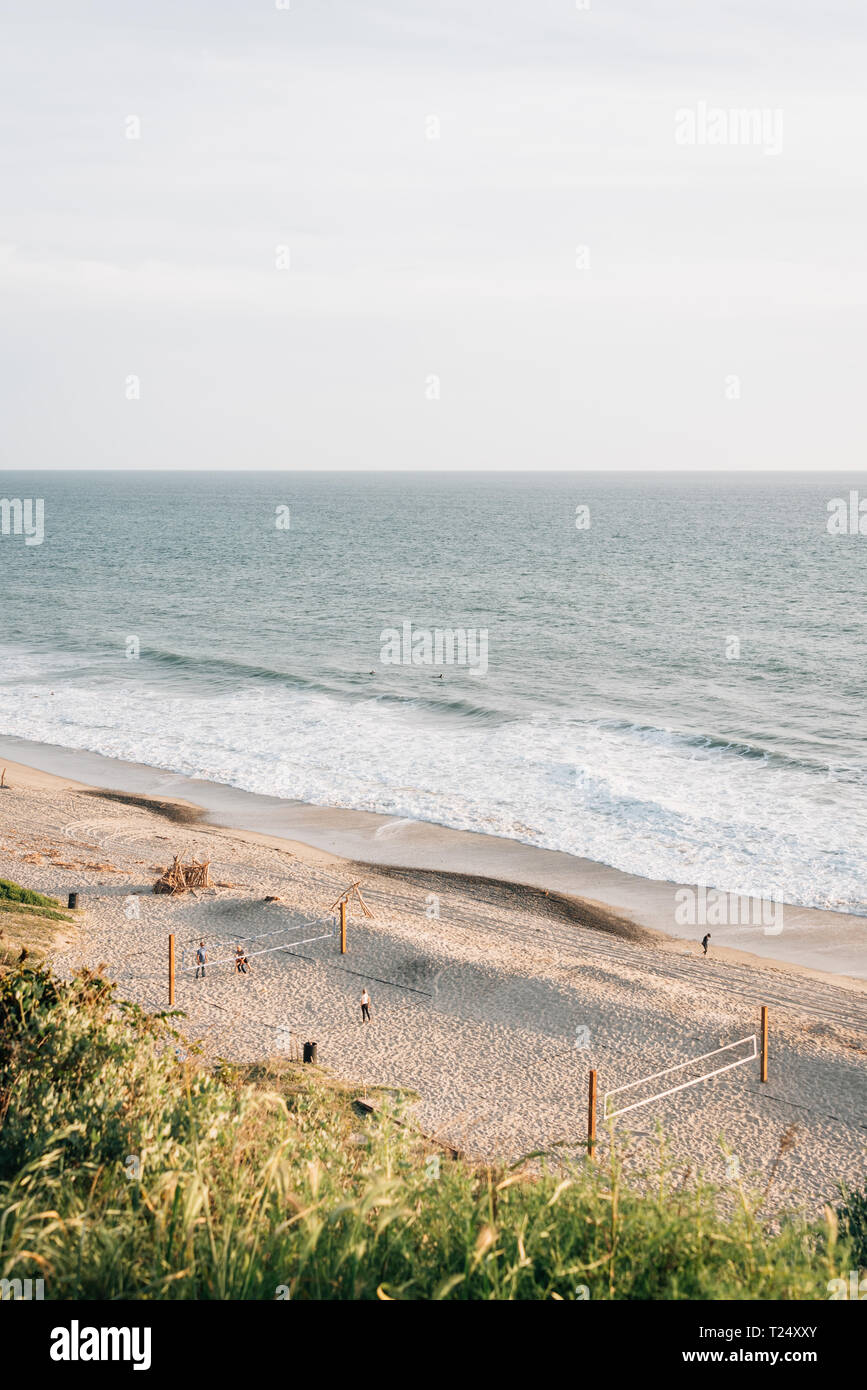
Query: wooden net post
[[587, 1068, 597, 1158], [340, 900, 347, 955], [169, 934, 175, 1007], [760, 1006, 768, 1083]]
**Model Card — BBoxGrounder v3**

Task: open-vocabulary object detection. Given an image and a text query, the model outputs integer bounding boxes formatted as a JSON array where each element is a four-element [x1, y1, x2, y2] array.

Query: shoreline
[[0, 740, 864, 990], [0, 749, 864, 1212]]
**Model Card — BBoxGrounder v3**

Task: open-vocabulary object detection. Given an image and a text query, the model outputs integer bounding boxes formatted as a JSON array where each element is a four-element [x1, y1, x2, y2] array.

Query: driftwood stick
[[354, 886, 375, 918], [328, 880, 375, 918], [328, 880, 361, 912]]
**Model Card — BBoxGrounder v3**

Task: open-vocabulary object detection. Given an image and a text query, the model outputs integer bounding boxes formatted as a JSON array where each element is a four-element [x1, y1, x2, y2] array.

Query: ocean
[[1, 470, 865, 917]]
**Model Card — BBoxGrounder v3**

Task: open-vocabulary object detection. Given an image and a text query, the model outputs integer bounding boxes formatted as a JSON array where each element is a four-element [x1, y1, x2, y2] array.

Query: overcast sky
[[1, 0, 865, 470]]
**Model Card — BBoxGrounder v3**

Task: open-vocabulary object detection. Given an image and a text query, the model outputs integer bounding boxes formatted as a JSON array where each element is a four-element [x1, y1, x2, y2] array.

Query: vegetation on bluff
[[0, 962, 856, 1301]]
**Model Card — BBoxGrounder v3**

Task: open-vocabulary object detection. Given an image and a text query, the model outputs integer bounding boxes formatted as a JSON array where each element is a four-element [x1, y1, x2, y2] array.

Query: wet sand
[[1, 734, 865, 979]]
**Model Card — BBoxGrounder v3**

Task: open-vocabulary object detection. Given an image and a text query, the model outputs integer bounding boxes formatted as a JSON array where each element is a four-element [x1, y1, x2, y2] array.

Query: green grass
[[838, 1183, 867, 1268], [0, 898, 72, 925], [0, 961, 857, 1301], [0, 878, 61, 909], [0, 879, 74, 970]]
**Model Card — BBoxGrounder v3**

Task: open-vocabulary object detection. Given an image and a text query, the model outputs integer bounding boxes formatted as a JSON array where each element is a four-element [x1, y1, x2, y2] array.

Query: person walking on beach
[[701, 932, 711, 956], [195, 940, 206, 980], [360, 988, 371, 1023], [235, 944, 249, 974]]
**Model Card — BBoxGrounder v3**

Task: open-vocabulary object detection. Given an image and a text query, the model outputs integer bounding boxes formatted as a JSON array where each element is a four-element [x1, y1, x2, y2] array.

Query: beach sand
[[1, 756, 864, 1216]]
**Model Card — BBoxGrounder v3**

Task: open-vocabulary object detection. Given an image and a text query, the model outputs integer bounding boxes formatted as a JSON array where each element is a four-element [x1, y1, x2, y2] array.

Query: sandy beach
[[1, 755, 864, 1216], [2, 733, 865, 981]]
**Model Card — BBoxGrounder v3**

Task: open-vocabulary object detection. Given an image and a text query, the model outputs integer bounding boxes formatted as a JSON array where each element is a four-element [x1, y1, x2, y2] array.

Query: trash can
[[303, 1041, 318, 1065], [68, 893, 79, 910]]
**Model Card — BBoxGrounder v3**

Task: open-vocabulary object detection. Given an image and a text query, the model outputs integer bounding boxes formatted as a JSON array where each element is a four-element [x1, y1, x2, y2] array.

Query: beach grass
[[838, 1183, 867, 1268], [0, 879, 75, 969], [0, 961, 855, 1302], [0, 877, 62, 909]]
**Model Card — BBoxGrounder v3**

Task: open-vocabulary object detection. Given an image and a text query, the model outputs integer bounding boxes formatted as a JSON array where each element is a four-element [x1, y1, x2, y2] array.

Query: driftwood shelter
[[153, 854, 212, 896]]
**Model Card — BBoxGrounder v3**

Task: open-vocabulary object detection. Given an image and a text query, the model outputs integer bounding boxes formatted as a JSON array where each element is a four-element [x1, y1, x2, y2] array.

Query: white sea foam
[[0, 647, 864, 915]]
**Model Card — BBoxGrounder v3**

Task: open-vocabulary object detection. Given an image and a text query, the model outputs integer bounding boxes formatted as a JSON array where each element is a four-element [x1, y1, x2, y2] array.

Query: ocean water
[[0, 470, 865, 915]]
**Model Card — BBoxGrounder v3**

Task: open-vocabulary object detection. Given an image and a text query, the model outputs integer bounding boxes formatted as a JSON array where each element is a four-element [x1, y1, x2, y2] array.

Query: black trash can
[[302, 1041, 318, 1065], [68, 893, 79, 910]]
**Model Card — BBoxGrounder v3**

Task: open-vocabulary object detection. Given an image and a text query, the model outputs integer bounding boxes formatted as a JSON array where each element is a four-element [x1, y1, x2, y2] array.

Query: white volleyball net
[[603, 1034, 758, 1122]]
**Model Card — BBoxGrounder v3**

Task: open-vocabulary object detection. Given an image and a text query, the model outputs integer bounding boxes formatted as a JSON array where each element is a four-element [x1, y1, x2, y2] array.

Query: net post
[[760, 1006, 768, 1083], [168, 934, 175, 1006], [340, 900, 347, 955], [587, 1068, 597, 1158]]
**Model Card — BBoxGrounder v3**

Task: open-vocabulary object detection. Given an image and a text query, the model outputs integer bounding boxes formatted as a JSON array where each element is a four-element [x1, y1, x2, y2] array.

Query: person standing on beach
[[235, 944, 249, 974], [360, 988, 371, 1023], [701, 933, 711, 956], [195, 940, 206, 980]]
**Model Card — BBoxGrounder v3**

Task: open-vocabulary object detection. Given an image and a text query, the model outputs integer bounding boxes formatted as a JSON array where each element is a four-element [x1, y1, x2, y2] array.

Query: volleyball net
[[179, 913, 339, 974], [602, 1034, 759, 1122]]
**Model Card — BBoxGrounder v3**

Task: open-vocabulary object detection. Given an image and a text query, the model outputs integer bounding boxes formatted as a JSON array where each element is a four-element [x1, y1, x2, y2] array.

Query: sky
[[1, 0, 865, 471]]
